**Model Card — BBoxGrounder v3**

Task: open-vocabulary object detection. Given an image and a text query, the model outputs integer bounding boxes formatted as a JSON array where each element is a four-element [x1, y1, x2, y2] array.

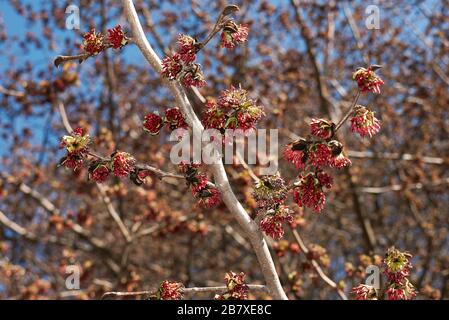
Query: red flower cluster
[[82, 25, 128, 55], [252, 174, 288, 209], [111, 151, 135, 178], [177, 34, 197, 63], [161, 34, 206, 87], [284, 140, 351, 171], [352, 66, 384, 94], [180, 163, 221, 208], [350, 105, 381, 138], [292, 171, 332, 212], [284, 137, 350, 212], [259, 205, 293, 239], [165, 107, 188, 130], [351, 247, 416, 300], [351, 284, 377, 300], [161, 54, 183, 79], [283, 139, 308, 170], [308, 142, 333, 167], [83, 29, 104, 55], [215, 272, 249, 300], [310, 118, 334, 140], [158, 280, 183, 300], [143, 113, 164, 135], [202, 86, 264, 133], [385, 280, 416, 300], [383, 247, 416, 300], [220, 21, 249, 49], [88, 161, 110, 183], [252, 174, 293, 239], [143, 107, 188, 135], [107, 25, 127, 49], [59, 127, 90, 170]]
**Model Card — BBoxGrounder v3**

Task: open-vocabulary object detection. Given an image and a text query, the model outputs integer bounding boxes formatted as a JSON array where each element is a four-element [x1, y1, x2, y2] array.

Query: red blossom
[[180, 165, 221, 208], [215, 272, 249, 300], [235, 107, 264, 131], [59, 127, 90, 170], [59, 153, 84, 170], [260, 215, 285, 239], [143, 113, 164, 135], [161, 53, 183, 80], [196, 187, 221, 208], [82, 29, 104, 55], [158, 280, 183, 300], [385, 280, 416, 300], [165, 107, 188, 130], [308, 142, 333, 168], [310, 118, 334, 140], [177, 34, 197, 63], [293, 171, 333, 212], [160, 34, 206, 88], [202, 101, 227, 130], [330, 153, 352, 169], [259, 205, 293, 239], [350, 105, 381, 138], [351, 284, 377, 300], [201, 87, 264, 133], [107, 25, 127, 49], [88, 162, 110, 183], [190, 173, 221, 208], [252, 174, 288, 209], [352, 67, 384, 94], [383, 247, 413, 283], [111, 151, 135, 178], [179, 65, 207, 87], [220, 21, 249, 49], [190, 172, 209, 193], [283, 141, 307, 170]]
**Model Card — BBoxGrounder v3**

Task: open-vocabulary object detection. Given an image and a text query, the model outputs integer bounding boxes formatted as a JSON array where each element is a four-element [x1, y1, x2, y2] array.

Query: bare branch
[[101, 284, 267, 299], [290, 227, 348, 300]]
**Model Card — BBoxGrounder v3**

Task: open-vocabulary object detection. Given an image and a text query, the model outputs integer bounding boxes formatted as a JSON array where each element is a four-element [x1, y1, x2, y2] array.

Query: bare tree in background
[[0, 0, 447, 300]]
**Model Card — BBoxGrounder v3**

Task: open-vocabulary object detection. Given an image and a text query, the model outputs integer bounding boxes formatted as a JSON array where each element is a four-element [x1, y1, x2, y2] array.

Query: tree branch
[[101, 284, 268, 299], [121, 0, 287, 299], [290, 227, 348, 300]]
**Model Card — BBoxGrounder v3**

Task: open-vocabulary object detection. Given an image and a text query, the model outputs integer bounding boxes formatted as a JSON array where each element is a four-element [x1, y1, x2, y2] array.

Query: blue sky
[[0, 0, 439, 162]]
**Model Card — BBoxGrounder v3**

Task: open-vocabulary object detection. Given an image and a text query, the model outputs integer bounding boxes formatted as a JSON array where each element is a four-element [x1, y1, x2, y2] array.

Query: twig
[[0, 85, 25, 98], [347, 150, 446, 165], [0, 209, 36, 240], [87, 150, 185, 180], [358, 177, 449, 194], [54, 53, 91, 68], [0, 172, 107, 250], [56, 101, 133, 244], [101, 284, 267, 299], [134, 214, 194, 239], [334, 90, 360, 133], [96, 184, 132, 243], [57, 101, 74, 132], [197, 5, 240, 50], [290, 227, 348, 300]]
